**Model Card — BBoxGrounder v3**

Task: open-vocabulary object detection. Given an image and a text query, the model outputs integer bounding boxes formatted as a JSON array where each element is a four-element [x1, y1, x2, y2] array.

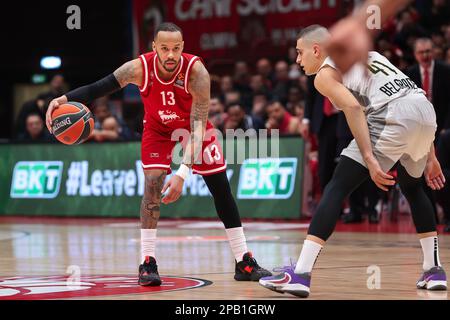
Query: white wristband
[[175, 164, 190, 181]]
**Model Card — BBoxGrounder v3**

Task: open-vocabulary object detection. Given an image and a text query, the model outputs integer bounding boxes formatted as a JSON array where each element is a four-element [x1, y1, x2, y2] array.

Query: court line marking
[[0, 229, 30, 241]]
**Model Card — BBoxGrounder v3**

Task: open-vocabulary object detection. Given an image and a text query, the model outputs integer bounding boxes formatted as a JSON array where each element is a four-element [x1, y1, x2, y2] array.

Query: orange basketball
[[51, 101, 94, 145]]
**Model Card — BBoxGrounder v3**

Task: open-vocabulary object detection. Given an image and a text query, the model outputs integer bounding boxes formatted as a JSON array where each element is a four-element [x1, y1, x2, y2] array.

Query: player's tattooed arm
[[113, 59, 144, 88], [141, 171, 167, 229], [184, 60, 211, 167], [46, 58, 143, 133]]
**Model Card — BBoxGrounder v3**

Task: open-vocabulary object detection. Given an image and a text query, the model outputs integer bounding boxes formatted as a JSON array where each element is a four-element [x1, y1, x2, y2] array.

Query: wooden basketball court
[[0, 216, 448, 300]]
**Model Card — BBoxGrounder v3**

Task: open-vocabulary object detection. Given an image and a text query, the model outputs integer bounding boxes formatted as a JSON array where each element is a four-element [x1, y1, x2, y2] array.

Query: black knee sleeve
[[308, 156, 369, 241], [203, 171, 242, 229], [397, 165, 436, 233]]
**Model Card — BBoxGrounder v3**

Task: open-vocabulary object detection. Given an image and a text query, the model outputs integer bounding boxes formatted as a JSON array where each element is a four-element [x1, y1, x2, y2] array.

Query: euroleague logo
[[0, 275, 211, 300]]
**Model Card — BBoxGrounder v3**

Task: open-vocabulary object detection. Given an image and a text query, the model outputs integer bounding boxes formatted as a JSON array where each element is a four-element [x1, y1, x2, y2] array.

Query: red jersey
[[138, 51, 202, 133]]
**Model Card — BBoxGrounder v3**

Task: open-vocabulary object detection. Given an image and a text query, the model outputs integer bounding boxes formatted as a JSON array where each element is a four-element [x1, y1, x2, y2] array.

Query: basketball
[[51, 101, 94, 145]]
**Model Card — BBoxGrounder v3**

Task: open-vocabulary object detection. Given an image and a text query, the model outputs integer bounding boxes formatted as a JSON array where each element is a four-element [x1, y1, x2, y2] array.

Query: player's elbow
[[341, 104, 362, 113]]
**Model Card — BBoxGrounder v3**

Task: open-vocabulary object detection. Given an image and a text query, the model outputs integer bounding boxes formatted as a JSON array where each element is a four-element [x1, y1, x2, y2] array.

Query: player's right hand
[[46, 95, 68, 134], [366, 157, 395, 192]]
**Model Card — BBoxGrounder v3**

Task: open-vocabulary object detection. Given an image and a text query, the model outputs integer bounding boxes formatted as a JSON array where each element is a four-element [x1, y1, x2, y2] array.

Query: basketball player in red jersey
[[45, 23, 271, 286]]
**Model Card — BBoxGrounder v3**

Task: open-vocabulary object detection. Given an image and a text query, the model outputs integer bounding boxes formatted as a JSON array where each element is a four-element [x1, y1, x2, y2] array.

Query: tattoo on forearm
[[186, 63, 210, 167], [140, 172, 166, 229]]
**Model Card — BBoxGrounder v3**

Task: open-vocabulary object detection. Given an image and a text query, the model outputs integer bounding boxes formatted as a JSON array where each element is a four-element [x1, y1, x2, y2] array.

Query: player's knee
[[397, 166, 422, 197], [203, 171, 231, 198], [143, 169, 167, 200], [323, 176, 350, 199]]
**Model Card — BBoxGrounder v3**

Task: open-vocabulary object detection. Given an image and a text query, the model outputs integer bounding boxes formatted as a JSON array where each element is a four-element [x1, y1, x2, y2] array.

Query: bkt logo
[[10, 161, 63, 199], [237, 158, 297, 199]]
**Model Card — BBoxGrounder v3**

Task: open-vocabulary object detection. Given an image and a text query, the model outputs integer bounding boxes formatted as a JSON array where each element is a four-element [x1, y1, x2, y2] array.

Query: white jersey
[[319, 51, 426, 111]]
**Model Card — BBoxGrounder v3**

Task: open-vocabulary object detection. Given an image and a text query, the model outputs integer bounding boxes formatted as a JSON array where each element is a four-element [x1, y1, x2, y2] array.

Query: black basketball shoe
[[138, 256, 162, 286], [234, 252, 272, 281]]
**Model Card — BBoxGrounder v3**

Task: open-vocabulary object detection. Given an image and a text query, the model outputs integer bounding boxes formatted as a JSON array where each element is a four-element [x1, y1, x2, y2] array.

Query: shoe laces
[[143, 258, 158, 273], [272, 258, 296, 273], [245, 253, 262, 269]]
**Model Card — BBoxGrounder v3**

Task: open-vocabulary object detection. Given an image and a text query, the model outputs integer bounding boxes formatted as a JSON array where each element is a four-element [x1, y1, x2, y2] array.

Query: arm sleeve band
[[65, 73, 121, 104]]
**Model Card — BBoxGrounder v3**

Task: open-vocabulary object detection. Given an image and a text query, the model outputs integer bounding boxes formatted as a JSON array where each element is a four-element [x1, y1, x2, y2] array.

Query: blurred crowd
[[13, 1, 450, 229]]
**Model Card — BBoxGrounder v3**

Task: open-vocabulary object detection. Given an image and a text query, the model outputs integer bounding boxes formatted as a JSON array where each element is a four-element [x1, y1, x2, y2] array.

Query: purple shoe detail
[[417, 266, 447, 290]]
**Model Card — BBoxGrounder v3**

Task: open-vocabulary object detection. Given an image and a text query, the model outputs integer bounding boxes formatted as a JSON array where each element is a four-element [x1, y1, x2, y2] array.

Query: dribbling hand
[[46, 95, 68, 134]]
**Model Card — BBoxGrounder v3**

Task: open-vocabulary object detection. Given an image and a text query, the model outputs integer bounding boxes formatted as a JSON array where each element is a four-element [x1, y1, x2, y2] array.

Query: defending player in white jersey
[[259, 25, 447, 298]]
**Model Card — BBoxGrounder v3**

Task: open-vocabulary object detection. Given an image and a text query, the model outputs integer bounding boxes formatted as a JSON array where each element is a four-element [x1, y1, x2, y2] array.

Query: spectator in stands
[[444, 24, 450, 45], [251, 93, 269, 124], [18, 113, 54, 143], [220, 75, 234, 94], [271, 60, 292, 105], [37, 74, 66, 101], [256, 58, 274, 88], [233, 61, 253, 111], [287, 47, 298, 65], [223, 90, 241, 106], [223, 103, 264, 136], [421, 0, 450, 34], [15, 98, 46, 137], [249, 74, 269, 96], [431, 32, 446, 49], [394, 8, 427, 52], [436, 130, 450, 232], [297, 74, 309, 95], [286, 86, 304, 115], [233, 61, 251, 89], [265, 101, 300, 135], [432, 43, 445, 61], [15, 75, 67, 138], [208, 96, 226, 132], [90, 97, 134, 141], [90, 116, 121, 142], [291, 103, 307, 134], [407, 38, 450, 139]]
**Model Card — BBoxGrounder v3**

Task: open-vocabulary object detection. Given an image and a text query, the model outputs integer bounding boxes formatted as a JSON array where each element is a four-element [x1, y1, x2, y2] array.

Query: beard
[[163, 61, 178, 72], [156, 54, 179, 72]]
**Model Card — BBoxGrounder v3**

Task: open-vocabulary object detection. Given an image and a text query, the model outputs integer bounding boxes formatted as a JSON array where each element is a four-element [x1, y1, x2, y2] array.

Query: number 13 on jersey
[[160, 91, 175, 106]]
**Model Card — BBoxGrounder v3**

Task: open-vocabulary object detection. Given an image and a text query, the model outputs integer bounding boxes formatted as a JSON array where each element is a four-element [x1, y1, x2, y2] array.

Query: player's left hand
[[425, 157, 446, 190], [161, 175, 184, 204]]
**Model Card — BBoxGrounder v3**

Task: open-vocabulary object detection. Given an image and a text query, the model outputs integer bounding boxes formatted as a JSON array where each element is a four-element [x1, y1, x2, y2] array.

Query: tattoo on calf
[[140, 172, 166, 229]]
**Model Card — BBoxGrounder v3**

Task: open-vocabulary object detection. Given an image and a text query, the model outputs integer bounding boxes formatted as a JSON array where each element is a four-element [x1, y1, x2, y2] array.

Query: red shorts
[[141, 122, 226, 176]]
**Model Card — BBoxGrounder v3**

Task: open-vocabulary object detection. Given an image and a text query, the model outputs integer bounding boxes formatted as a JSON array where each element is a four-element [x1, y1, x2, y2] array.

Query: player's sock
[[225, 227, 248, 262], [294, 239, 323, 274], [141, 229, 157, 263], [420, 236, 441, 271]]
